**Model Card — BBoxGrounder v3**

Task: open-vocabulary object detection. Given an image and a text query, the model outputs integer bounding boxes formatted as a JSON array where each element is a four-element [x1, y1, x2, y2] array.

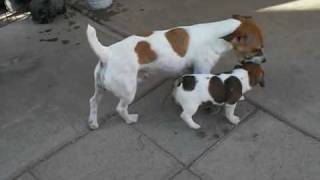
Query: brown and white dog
[[87, 15, 265, 129], [172, 62, 265, 129]]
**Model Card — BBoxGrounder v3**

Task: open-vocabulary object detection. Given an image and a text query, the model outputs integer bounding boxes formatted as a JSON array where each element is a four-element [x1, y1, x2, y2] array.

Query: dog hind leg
[[88, 85, 104, 129], [115, 79, 138, 124], [180, 104, 200, 129], [116, 98, 138, 124], [224, 103, 240, 125]]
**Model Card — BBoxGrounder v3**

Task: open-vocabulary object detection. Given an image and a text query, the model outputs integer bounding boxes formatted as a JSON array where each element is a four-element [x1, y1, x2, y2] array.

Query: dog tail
[[87, 24, 108, 63]]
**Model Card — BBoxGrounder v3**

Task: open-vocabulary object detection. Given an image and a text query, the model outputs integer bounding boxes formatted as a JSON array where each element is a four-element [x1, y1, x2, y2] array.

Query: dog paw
[[229, 116, 240, 125], [88, 120, 99, 130], [189, 123, 201, 129], [126, 114, 139, 124]]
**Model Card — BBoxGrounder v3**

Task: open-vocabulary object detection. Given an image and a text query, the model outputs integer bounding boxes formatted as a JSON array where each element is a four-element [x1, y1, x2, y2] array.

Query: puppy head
[[172, 75, 197, 100], [240, 62, 265, 87], [226, 15, 266, 64]]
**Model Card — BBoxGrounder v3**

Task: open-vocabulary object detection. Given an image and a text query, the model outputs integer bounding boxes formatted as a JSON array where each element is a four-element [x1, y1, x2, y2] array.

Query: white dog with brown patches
[[172, 62, 264, 129], [87, 15, 265, 129]]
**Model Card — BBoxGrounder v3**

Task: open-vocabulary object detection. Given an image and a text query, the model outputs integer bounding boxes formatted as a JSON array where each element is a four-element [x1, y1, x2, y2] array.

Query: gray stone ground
[[1, 0, 320, 179]]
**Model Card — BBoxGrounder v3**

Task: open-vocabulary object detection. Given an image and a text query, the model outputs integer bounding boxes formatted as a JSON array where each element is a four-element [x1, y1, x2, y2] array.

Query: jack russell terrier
[[172, 62, 265, 129], [87, 15, 265, 129]]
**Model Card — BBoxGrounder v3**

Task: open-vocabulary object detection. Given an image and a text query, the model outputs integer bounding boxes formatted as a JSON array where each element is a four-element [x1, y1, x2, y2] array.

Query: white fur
[[172, 69, 252, 129], [86, 19, 243, 129]]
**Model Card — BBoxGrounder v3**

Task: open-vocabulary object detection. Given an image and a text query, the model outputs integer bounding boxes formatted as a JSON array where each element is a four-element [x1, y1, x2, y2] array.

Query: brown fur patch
[[209, 76, 225, 103], [135, 41, 157, 64], [223, 16, 263, 52], [165, 28, 189, 57], [224, 76, 242, 104]]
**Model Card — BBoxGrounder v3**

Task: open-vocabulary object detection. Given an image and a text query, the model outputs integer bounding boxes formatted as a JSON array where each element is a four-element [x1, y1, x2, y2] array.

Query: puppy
[[172, 62, 264, 129], [30, 0, 66, 24], [87, 15, 265, 129]]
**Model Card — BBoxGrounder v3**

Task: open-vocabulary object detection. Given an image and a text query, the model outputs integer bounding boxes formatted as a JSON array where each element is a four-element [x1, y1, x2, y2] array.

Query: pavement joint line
[[28, 170, 40, 180], [168, 167, 203, 180], [131, 125, 187, 167], [187, 168, 203, 180], [246, 98, 320, 143], [66, 4, 131, 37], [185, 106, 259, 169], [168, 167, 186, 180]]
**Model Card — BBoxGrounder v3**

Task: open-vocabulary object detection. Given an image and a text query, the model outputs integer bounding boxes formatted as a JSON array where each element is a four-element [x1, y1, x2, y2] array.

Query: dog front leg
[[224, 103, 240, 125], [116, 96, 138, 124], [116, 99, 138, 124]]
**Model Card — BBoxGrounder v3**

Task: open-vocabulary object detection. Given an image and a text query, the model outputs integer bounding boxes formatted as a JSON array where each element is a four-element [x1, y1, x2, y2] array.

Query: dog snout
[[257, 49, 267, 63]]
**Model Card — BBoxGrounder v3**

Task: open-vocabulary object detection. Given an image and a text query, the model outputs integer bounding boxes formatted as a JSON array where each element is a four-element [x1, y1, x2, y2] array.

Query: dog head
[[238, 62, 265, 87], [224, 15, 266, 64]]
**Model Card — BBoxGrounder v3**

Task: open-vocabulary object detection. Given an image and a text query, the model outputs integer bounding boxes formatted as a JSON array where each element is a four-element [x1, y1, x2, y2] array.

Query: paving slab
[[69, 0, 320, 138], [0, 10, 166, 180], [191, 111, 320, 180], [172, 170, 201, 180], [31, 117, 182, 180], [130, 79, 256, 164]]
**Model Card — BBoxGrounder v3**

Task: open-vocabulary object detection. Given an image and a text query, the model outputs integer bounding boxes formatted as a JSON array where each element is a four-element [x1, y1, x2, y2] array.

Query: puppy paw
[[88, 120, 99, 130], [126, 114, 139, 124], [229, 116, 240, 125]]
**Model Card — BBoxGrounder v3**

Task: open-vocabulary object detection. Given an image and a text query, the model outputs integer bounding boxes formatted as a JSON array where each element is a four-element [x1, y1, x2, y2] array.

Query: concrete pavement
[[1, 0, 320, 179]]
